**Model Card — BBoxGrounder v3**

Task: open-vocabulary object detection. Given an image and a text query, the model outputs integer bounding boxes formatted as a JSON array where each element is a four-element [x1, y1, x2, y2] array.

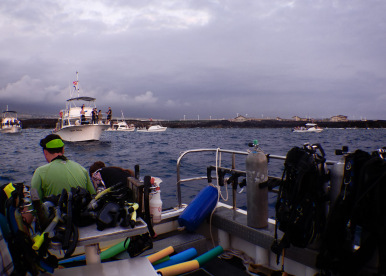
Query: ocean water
[[1, 127, 385, 218]]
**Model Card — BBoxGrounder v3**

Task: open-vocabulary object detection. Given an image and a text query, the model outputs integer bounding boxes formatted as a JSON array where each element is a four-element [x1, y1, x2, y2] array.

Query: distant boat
[[137, 124, 167, 132], [292, 123, 323, 133], [106, 121, 135, 132], [106, 112, 135, 132], [53, 72, 109, 142], [1, 106, 22, 134]]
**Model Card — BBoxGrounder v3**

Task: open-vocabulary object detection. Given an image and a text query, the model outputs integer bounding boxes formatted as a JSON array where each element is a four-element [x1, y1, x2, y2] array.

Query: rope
[[216, 149, 229, 202], [220, 248, 256, 275], [209, 148, 230, 247]]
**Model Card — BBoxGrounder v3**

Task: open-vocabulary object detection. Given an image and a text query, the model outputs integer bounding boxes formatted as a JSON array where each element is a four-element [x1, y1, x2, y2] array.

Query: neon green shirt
[[31, 158, 95, 199]]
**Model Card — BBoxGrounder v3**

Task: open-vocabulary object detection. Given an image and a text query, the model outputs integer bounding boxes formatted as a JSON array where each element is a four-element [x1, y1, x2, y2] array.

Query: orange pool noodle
[[157, 260, 199, 276], [147, 246, 174, 264]]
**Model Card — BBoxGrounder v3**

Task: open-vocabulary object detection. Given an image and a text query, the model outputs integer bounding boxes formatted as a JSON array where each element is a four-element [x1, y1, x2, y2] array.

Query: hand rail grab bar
[[176, 148, 337, 209]]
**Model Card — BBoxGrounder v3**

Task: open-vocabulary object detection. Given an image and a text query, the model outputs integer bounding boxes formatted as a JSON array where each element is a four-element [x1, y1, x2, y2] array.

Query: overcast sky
[[1, 1, 385, 120]]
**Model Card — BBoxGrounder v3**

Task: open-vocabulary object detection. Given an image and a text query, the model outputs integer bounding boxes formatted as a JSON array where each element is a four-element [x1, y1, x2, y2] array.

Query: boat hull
[[0, 126, 22, 134], [292, 124, 323, 133], [106, 128, 135, 132], [106, 123, 135, 132], [137, 125, 167, 132], [293, 129, 323, 133], [137, 130, 167, 132], [53, 124, 109, 142]]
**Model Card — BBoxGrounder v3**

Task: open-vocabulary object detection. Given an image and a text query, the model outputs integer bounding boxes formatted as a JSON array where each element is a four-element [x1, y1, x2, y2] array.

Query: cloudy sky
[[0, 1, 385, 120]]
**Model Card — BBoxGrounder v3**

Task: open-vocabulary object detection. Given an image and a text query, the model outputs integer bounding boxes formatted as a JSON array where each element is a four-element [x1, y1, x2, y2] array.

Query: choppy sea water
[[1, 127, 385, 218]]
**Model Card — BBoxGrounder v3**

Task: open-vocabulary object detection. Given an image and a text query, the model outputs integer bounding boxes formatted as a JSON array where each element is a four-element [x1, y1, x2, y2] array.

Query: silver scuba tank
[[329, 146, 348, 214], [246, 140, 268, 229]]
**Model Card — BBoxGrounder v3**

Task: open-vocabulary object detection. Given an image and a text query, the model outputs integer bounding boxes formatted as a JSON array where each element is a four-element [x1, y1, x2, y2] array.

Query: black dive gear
[[317, 149, 386, 275], [0, 182, 58, 275], [96, 202, 121, 231], [272, 144, 328, 263]]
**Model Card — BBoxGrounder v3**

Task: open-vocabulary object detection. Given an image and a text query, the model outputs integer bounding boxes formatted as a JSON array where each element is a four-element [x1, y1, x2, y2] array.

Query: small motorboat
[[137, 125, 167, 132], [106, 112, 135, 131], [106, 121, 135, 132], [0, 106, 22, 134], [292, 123, 323, 133], [53, 72, 109, 142]]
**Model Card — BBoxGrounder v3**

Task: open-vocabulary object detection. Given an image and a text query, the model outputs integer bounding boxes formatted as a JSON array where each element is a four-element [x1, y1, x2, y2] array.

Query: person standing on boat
[[91, 108, 97, 124], [80, 104, 86, 124], [31, 134, 95, 200], [98, 109, 102, 124], [89, 161, 134, 195], [106, 107, 112, 124]]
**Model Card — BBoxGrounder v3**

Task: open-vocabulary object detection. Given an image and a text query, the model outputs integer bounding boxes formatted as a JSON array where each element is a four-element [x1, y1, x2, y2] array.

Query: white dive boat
[[292, 122, 323, 133], [137, 124, 167, 132], [53, 73, 109, 142], [106, 112, 135, 132], [0, 106, 22, 134]]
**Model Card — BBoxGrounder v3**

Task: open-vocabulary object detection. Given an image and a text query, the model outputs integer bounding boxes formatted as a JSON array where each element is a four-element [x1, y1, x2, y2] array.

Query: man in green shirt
[[31, 134, 95, 199]]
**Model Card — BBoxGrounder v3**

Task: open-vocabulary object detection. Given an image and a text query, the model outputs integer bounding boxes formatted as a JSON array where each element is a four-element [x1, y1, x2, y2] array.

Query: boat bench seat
[[211, 206, 319, 269]]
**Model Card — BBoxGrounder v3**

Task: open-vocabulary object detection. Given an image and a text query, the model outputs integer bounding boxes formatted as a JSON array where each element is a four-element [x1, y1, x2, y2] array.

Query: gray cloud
[[1, 0, 385, 120]]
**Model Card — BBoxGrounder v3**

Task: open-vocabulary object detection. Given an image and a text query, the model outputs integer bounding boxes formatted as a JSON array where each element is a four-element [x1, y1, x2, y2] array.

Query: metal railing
[[176, 148, 337, 209]]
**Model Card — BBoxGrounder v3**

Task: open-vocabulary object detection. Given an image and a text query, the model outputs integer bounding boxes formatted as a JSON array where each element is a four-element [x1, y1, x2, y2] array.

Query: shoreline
[[19, 118, 386, 129]]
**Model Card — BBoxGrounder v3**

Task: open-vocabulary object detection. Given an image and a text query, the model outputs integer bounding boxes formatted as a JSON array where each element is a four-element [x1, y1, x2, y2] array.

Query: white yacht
[[53, 73, 109, 142]]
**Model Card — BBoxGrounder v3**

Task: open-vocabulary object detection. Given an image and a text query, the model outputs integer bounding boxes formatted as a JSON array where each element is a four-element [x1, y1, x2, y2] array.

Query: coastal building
[[330, 115, 348, 122], [292, 116, 308, 121]]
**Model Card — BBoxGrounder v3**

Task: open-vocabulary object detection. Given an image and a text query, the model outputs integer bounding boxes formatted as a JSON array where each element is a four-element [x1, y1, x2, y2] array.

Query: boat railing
[[58, 110, 109, 127], [176, 148, 337, 210]]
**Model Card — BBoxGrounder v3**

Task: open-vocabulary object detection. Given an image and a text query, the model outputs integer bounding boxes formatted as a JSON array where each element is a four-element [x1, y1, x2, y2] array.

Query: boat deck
[[117, 229, 252, 276]]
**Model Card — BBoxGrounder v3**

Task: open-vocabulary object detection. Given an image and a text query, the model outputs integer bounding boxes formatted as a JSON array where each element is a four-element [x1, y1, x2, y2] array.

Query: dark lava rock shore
[[20, 118, 386, 129]]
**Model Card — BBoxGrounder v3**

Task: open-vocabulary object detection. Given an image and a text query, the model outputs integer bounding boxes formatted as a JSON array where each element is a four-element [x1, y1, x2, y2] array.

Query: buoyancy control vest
[[316, 149, 386, 275], [271, 143, 328, 262]]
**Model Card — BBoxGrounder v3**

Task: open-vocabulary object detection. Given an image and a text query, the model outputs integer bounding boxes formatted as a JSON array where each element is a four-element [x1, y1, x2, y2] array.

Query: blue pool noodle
[[59, 254, 85, 264]]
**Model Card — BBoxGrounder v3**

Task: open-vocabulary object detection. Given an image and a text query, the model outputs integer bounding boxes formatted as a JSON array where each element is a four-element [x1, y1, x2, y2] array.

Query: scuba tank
[[246, 140, 268, 229], [329, 146, 348, 213]]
